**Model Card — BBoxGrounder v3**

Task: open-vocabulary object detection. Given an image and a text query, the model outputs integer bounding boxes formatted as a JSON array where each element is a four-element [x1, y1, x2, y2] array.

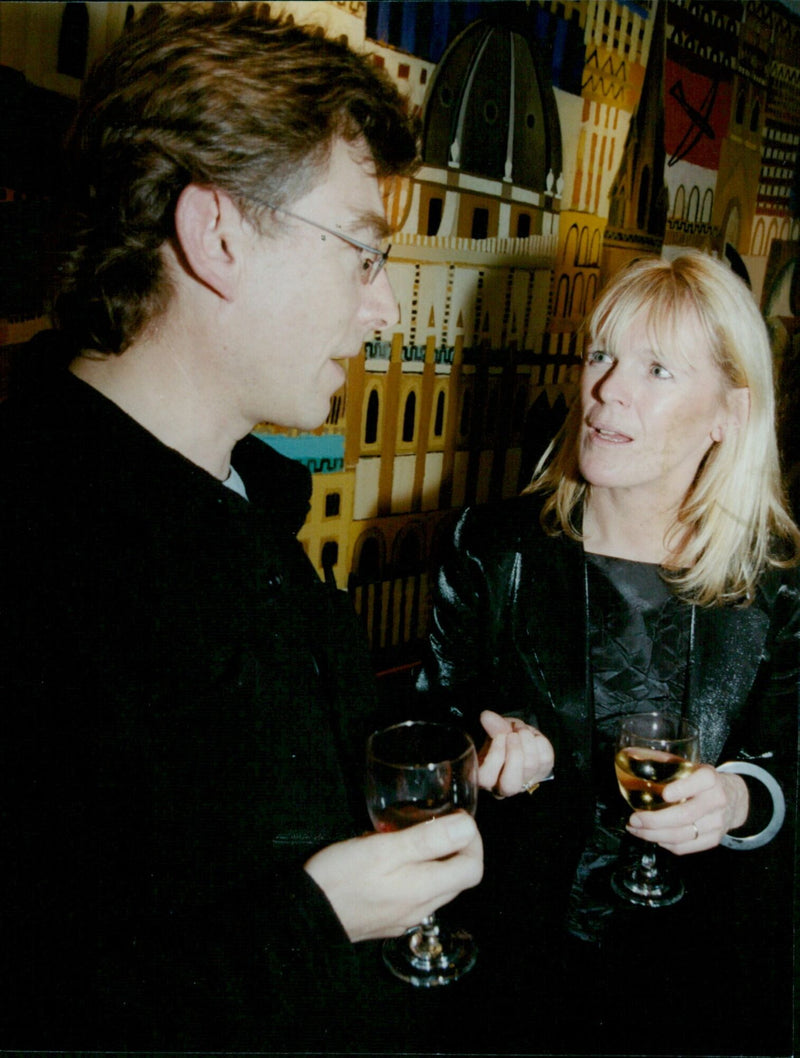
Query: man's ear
[[173, 184, 245, 301], [711, 386, 750, 443]]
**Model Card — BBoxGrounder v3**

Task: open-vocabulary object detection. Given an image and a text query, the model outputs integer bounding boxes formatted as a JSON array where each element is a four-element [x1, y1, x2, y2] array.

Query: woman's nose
[[594, 362, 632, 406]]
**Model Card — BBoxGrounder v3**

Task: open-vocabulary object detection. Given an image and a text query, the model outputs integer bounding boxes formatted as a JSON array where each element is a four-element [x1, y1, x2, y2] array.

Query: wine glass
[[611, 711, 699, 908], [365, 720, 479, 987]]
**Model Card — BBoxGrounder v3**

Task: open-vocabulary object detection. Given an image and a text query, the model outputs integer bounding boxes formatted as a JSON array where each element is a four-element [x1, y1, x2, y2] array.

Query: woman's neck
[[582, 489, 680, 565]]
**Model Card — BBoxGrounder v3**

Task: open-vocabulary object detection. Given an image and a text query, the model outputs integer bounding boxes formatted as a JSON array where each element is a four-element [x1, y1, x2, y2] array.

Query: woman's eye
[[586, 349, 611, 365], [360, 252, 374, 273], [651, 363, 673, 379]]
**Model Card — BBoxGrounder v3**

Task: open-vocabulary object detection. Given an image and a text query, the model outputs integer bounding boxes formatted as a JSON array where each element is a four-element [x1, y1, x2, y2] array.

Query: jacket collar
[[689, 603, 769, 762], [515, 525, 592, 774], [13, 368, 313, 538]]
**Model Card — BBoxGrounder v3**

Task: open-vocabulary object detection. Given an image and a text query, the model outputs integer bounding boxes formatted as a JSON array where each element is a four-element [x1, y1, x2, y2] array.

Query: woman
[[419, 251, 799, 1055]]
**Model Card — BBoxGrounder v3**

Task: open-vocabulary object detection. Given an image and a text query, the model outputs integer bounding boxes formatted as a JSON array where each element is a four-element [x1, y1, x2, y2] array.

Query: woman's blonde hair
[[527, 250, 800, 606]]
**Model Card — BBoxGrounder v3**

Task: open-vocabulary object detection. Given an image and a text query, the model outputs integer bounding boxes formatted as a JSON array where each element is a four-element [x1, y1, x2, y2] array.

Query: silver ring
[[691, 822, 699, 841]]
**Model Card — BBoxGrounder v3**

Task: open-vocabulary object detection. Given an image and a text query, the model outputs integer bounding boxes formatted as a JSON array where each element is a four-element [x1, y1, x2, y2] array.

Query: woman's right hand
[[478, 709, 555, 797], [304, 810, 483, 943]]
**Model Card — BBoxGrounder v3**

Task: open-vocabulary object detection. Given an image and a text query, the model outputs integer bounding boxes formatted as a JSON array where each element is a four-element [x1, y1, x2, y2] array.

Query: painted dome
[[422, 19, 561, 193]]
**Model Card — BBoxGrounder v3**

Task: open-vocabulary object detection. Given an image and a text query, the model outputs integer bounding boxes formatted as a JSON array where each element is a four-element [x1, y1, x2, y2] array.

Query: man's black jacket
[[0, 367, 378, 1049]]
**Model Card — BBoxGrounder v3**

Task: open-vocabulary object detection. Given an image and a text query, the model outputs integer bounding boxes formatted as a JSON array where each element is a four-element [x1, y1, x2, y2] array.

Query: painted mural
[[1, 0, 799, 672]]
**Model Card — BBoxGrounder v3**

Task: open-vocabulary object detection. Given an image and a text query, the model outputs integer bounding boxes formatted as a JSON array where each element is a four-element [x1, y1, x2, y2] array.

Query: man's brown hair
[[55, 2, 418, 354]]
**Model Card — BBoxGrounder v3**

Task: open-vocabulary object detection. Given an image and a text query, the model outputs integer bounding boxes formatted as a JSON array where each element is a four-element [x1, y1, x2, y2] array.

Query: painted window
[[433, 390, 446, 437], [402, 392, 417, 443], [365, 389, 380, 445]]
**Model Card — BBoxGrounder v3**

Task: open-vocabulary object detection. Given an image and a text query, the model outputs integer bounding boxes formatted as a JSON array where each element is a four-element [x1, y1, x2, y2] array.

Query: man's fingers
[[425, 824, 484, 897], [398, 809, 480, 863], [406, 815, 484, 909]]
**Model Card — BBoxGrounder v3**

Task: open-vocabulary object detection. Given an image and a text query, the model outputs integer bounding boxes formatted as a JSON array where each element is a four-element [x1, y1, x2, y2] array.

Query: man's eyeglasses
[[266, 203, 391, 285]]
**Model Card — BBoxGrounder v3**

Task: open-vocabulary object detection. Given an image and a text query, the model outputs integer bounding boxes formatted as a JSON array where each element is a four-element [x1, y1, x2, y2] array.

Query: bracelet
[[716, 761, 785, 850]]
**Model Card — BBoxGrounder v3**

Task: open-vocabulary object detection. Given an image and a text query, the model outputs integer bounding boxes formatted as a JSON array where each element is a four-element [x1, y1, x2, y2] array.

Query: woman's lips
[[589, 423, 633, 444]]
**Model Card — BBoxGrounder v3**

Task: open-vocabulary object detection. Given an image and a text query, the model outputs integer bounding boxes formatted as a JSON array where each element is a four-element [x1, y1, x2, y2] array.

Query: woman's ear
[[729, 385, 751, 428], [712, 386, 750, 443], [173, 184, 244, 301]]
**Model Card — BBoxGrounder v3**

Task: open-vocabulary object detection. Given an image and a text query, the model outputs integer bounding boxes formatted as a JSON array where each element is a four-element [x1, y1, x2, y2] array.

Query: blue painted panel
[[253, 432, 345, 475]]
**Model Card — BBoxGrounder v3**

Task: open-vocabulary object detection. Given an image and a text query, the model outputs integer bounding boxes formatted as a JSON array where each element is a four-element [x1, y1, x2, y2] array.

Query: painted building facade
[[2, 0, 799, 669]]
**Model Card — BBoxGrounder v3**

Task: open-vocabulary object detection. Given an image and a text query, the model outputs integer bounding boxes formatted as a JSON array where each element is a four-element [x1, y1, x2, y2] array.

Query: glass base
[[382, 920, 476, 987], [611, 855, 685, 908]]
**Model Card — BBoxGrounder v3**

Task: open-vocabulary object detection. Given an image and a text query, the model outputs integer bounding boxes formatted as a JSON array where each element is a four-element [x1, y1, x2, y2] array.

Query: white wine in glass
[[611, 711, 699, 908]]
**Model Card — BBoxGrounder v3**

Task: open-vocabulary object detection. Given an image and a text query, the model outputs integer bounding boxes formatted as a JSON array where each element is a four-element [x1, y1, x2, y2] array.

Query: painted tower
[[345, 11, 564, 665], [602, 0, 668, 280]]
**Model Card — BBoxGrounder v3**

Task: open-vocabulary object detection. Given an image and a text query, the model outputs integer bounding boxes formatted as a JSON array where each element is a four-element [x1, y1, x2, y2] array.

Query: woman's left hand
[[626, 764, 749, 854], [477, 710, 555, 798]]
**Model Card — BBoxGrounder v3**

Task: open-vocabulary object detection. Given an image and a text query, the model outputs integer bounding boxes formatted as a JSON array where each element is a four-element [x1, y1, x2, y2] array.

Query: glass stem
[[409, 914, 443, 963], [640, 846, 658, 874]]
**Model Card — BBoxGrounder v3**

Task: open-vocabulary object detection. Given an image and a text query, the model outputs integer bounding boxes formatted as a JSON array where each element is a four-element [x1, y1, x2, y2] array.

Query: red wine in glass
[[372, 798, 454, 831], [365, 720, 479, 987]]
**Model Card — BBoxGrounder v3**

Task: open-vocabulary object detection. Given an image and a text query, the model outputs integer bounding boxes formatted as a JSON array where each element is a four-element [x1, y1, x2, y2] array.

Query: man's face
[[230, 137, 399, 432]]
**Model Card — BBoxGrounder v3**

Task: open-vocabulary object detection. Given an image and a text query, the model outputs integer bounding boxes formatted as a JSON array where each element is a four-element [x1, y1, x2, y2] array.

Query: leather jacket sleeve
[[417, 496, 586, 768], [717, 568, 800, 836]]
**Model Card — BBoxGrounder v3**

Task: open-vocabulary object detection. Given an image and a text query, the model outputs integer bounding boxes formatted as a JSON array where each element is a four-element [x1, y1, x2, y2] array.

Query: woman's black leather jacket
[[419, 493, 800, 832]]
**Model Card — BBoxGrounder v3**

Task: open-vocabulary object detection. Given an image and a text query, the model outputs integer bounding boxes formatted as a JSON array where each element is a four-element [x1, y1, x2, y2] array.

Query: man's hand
[[304, 810, 483, 943]]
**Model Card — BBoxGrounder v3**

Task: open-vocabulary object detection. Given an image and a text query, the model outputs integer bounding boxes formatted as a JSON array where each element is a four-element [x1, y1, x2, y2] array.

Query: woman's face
[[578, 309, 730, 507]]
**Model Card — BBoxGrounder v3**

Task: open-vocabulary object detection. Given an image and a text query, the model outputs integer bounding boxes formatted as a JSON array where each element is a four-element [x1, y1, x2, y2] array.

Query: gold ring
[[521, 777, 540, 795], [691, 822, 699, 841]]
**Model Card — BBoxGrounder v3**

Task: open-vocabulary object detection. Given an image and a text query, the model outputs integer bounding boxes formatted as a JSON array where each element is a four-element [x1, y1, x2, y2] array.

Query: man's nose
[[361, 267, 400, 331]]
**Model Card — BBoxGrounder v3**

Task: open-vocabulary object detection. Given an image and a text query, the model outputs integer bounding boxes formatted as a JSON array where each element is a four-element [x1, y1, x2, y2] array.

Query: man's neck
[[69, 332, 245, 480]]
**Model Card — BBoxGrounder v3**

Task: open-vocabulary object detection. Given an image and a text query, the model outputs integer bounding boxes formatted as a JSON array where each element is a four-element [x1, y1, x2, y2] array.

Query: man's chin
[[330, 359, 348, 387], [294, 403, 333, 432]]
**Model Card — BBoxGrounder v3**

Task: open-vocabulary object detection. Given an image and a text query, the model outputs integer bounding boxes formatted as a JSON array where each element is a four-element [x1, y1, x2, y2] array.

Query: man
[[0, 6, 482, 1049]]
